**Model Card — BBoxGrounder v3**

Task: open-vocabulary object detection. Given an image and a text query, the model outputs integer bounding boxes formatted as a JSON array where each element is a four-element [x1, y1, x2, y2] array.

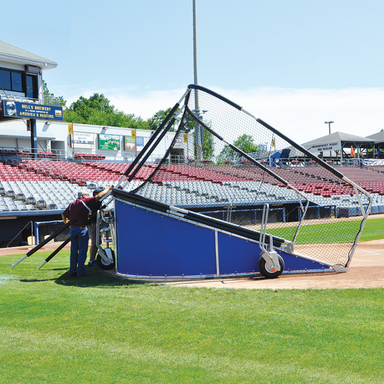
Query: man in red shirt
[[62, 185, 113, 277]]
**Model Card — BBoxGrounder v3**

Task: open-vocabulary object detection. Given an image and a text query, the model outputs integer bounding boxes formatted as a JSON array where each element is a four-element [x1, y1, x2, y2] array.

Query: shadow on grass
[[20, 278, 57, 283], [55, 268, 146, 288]]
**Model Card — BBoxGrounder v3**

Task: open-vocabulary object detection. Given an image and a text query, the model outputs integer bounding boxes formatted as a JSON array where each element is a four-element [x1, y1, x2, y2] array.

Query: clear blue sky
[[1, 0, 384, 143]]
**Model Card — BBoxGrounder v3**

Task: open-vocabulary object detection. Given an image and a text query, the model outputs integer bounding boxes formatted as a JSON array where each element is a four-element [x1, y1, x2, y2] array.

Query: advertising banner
[[2, 100, 63, 121], [73, 132, 94, 149], [136, 137, 144, 148], [99, 134, 121, 150], [124, 136, 135, 151], [306, 142, 340, 153]]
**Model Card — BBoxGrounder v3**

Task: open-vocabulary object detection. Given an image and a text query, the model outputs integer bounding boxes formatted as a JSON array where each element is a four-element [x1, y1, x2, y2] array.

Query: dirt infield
[[2, 238, 384, 290]]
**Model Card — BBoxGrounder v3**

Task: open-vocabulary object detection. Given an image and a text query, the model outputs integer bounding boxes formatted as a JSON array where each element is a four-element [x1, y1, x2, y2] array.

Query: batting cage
[[111, 85, 372, 279]]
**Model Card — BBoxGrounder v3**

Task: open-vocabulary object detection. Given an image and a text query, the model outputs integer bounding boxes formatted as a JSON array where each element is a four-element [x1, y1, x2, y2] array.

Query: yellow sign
[[183, 133, 188, 143], [131, 129, 136, 140], [272, 138, 275, 147], [68, 123, 73, 135]]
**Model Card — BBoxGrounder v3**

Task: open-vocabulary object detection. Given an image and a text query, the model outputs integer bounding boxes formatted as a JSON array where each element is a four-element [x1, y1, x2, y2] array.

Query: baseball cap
[[93, 189, 103, 197]]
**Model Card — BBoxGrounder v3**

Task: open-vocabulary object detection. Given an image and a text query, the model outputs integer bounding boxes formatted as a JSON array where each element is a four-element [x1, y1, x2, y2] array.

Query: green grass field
[[0, 218, 383, 383], [268, 217, 384, 244]]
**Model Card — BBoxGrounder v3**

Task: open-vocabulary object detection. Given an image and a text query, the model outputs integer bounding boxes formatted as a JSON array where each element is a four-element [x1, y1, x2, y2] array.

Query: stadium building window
[[11, 71, 23, 92], [0, 69, 11, 90], [26, 75, 38, 98], [0, 67, 38, 98]]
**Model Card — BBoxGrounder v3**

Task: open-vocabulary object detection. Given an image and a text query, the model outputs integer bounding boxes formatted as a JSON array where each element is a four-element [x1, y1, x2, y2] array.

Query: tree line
[[43, 82, 172, 131], [44, 83, 258, 161]]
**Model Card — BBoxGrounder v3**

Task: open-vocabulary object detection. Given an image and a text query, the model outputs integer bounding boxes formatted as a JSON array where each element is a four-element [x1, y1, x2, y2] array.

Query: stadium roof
[[366, 130, 384, 143], [303, 131, 375, 146], [302, 131, 376, 154], [0, 40, 57, 70]]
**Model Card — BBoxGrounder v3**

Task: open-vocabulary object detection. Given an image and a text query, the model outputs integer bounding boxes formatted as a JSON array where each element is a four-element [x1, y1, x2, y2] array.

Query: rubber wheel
[[96, 249, 115, 270], [258, 255, 285, 279]]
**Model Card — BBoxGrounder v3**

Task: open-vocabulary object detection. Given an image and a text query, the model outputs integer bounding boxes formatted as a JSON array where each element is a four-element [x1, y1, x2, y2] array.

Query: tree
[[218, 144, 237, 163], [234, 134, 259, 153], [64, 93, 115, 123], [179, 111, 215, 160], [202, 128, 215, 159], [63, 93, 151, 129], [148, 107, 180, 131], [218, 134, 258, 164], [43, 81, 66, 107]]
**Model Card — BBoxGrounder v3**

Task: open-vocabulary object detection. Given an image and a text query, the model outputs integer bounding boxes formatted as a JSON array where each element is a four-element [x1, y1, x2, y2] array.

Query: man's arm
[[95, 185, 114, 201], [62, 213, 68, 224]]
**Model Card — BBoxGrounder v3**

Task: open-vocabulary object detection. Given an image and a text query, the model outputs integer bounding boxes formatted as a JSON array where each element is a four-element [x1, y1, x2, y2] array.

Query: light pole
[[193, 0, 202, 163], [325, 121, 334, 161], [325, 121, 334, 135], [193, 0, 198, 87]]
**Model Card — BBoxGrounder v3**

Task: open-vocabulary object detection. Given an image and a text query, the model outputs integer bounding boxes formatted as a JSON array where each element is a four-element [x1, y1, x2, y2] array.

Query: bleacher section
[[1, 160, 384, 215], [74, 153, 105, 161]]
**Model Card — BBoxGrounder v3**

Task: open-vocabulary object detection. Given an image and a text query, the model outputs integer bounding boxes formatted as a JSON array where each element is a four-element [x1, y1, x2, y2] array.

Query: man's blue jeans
[[69, 227, 89, 276]]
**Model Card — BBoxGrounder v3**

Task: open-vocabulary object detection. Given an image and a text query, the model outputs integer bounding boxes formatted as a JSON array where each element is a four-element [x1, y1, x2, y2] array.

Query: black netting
[[122, 85, 372, 268]]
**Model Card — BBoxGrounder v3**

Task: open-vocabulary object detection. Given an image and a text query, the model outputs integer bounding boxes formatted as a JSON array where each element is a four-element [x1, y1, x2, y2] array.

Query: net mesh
[[124, 85, 371, 268]]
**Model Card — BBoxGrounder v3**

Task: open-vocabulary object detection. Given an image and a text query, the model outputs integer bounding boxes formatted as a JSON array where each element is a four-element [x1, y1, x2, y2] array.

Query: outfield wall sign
[[2, 100, 63, 121], [73, 132, 94, 149], [99, 134, 121, 151]]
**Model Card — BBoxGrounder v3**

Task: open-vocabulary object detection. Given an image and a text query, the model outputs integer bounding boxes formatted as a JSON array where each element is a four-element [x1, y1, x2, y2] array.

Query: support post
[[30, 119, 37, 159]]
